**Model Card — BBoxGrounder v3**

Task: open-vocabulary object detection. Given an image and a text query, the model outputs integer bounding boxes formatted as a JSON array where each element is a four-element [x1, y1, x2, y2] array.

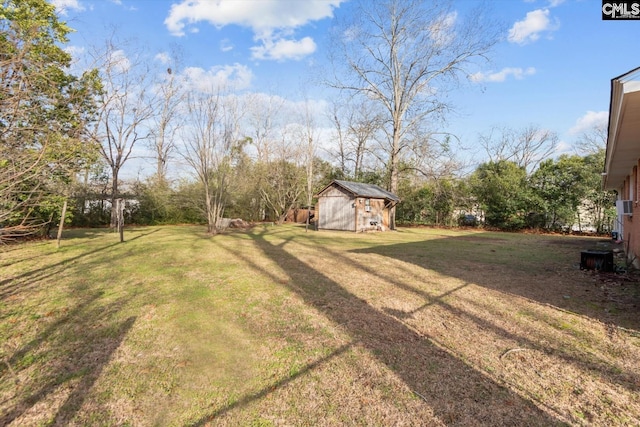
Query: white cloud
[[251, 36, 316, 61], [64, 45, 85, 58], [164, 0, 344, 60], [469, 67, 536, 83], [50, 0, 84, 15], [109, 49, 131, 72], [569, 111, 608, 135], [220, 39, 234, 52], [554, 139, 572, 155], [182, 64, 253, 92], [429, 11, 457, 48], [508, 9, 558, 45], [155, 52, 171, 64]]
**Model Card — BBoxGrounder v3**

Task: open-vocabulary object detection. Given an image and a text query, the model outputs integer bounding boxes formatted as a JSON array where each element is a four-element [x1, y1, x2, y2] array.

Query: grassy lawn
[[1, 225, 639, 426]]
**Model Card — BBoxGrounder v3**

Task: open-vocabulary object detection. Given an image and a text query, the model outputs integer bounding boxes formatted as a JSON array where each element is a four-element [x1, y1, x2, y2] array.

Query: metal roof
[[318, 180, 400, 203]]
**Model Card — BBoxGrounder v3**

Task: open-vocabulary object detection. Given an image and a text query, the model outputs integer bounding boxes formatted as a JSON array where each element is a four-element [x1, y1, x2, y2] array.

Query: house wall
[[317, 186, 356, 231], [618, 164, 640, 267]]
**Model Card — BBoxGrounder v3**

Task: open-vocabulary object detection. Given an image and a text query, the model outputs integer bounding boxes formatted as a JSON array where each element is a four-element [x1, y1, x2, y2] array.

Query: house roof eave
[[604, 66, 640, 191]]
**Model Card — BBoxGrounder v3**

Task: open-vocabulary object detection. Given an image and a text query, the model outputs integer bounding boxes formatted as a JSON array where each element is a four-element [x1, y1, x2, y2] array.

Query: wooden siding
[[317, 186, 355, 231], [355, 198, 388, 231]]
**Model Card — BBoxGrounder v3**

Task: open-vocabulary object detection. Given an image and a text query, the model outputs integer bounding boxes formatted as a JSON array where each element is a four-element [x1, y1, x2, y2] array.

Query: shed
[[315, 180, 400, 231]]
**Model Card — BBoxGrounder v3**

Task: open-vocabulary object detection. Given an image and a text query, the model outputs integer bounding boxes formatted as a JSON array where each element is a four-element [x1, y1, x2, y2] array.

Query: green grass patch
[[1, 225, 638, 426]]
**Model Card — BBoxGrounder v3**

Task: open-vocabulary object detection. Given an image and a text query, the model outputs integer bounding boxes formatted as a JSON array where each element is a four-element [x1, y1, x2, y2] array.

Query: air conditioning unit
[[365, 206, 371, 212], [616, 200, 633, 215]]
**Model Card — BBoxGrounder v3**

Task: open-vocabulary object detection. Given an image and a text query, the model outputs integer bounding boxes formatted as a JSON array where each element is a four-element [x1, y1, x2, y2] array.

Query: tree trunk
[[110, 167, 119, 228], [116, 198, 125, 242], [56, 199, 68, 249]]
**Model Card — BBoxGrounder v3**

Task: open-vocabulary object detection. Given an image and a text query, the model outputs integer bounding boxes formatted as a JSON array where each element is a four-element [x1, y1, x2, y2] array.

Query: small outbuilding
[[315, 180, 400, 232]]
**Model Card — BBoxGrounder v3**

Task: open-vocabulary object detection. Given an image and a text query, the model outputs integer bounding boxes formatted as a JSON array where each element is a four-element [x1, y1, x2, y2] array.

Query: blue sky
[[50, 0, 640, 176]]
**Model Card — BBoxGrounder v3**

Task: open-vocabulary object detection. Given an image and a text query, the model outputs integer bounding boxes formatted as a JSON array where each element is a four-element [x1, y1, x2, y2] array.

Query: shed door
[[319, 197, 355, 231]]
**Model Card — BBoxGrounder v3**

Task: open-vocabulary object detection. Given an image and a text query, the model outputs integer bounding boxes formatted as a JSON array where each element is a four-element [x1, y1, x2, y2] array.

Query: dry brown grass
[[1, 225, 639, 426]]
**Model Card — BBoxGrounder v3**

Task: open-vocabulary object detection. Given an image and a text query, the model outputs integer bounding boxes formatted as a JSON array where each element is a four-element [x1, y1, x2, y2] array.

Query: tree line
[[1, 0, 615, 243]]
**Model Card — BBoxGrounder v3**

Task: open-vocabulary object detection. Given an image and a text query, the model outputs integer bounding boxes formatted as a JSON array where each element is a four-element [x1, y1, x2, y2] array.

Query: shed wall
[[355, 198, 388, 231], [317, 187, 355, 231]]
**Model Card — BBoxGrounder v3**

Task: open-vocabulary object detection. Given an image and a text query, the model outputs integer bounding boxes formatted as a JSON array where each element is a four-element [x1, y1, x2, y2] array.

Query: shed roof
[[317, 180, 400, 203]]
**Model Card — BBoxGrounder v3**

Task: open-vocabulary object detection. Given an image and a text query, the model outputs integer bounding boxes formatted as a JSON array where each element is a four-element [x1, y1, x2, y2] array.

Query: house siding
[[617, 170, 640, 266], [604, 67, 640, 266]]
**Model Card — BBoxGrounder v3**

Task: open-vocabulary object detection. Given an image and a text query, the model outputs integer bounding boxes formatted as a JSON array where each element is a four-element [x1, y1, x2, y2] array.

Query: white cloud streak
[[251, 36, 316, 61], [182, 64, 253, 93], [109, 49, 131, 72], [508, 8, 558, 45], [164, 0, 344, 61], [469, 67, 536, 83], [569, 111, 608, 135], [50, 0, 84, 15], [155, 52, 171, 64]]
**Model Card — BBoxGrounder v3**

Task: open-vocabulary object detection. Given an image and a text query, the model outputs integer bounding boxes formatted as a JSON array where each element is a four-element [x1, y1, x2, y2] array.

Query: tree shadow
[[0, 242, 121, 300], [0, 294, 135, 425], [350, 233, 640, 331], [0, 228, 161, 300], [0, 229, 144, 425], [191, 229, 566, 425], [189, 343, 355, 426], [347, 233, 640, 398]]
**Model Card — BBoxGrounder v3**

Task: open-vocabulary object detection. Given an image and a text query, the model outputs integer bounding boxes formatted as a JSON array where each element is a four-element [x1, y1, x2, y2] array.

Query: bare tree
[[299, 98, 320, 230], [576, 122, 607, 155], [151, 50, 185, 183], [329, 99, 350, 177], [347, 101, 384, 179], [181, 90, 242, 234], [89, 37, 155, 227], [329, 0, 500, 222], [244, 92, 285, 163], [258, 122, 307, 225], [480, 125, 558, 173], [329, 97, 384, 180]]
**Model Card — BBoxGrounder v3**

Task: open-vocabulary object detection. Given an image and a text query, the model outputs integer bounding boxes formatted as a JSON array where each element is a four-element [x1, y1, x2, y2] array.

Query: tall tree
[[298, 98, 319, 229], [471, 160, 531, 230], [479, 125, 558, 174], [244, 92, 284, 164], [151, 49, 185, 183], [329, 97, 383, 180], [257, 120, 307, 224], [89, 36, 155, 227], [180, 90, 243, 234], [0, 0, 99, 242], [530, 155, 589, 229], [329, 0, 499, 228]]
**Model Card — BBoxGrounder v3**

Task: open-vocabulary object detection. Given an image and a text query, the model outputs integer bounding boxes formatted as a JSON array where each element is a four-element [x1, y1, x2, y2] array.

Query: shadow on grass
[[0, 229, 149, 425], [191, 229, 565, 425], [0, 242, 120, 299], [345, 233, 640, 399], [0, 228, 161, 300], [0, 294, 135, 425], [350, 234, 640, 331], [189, 343, 355, 426]]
